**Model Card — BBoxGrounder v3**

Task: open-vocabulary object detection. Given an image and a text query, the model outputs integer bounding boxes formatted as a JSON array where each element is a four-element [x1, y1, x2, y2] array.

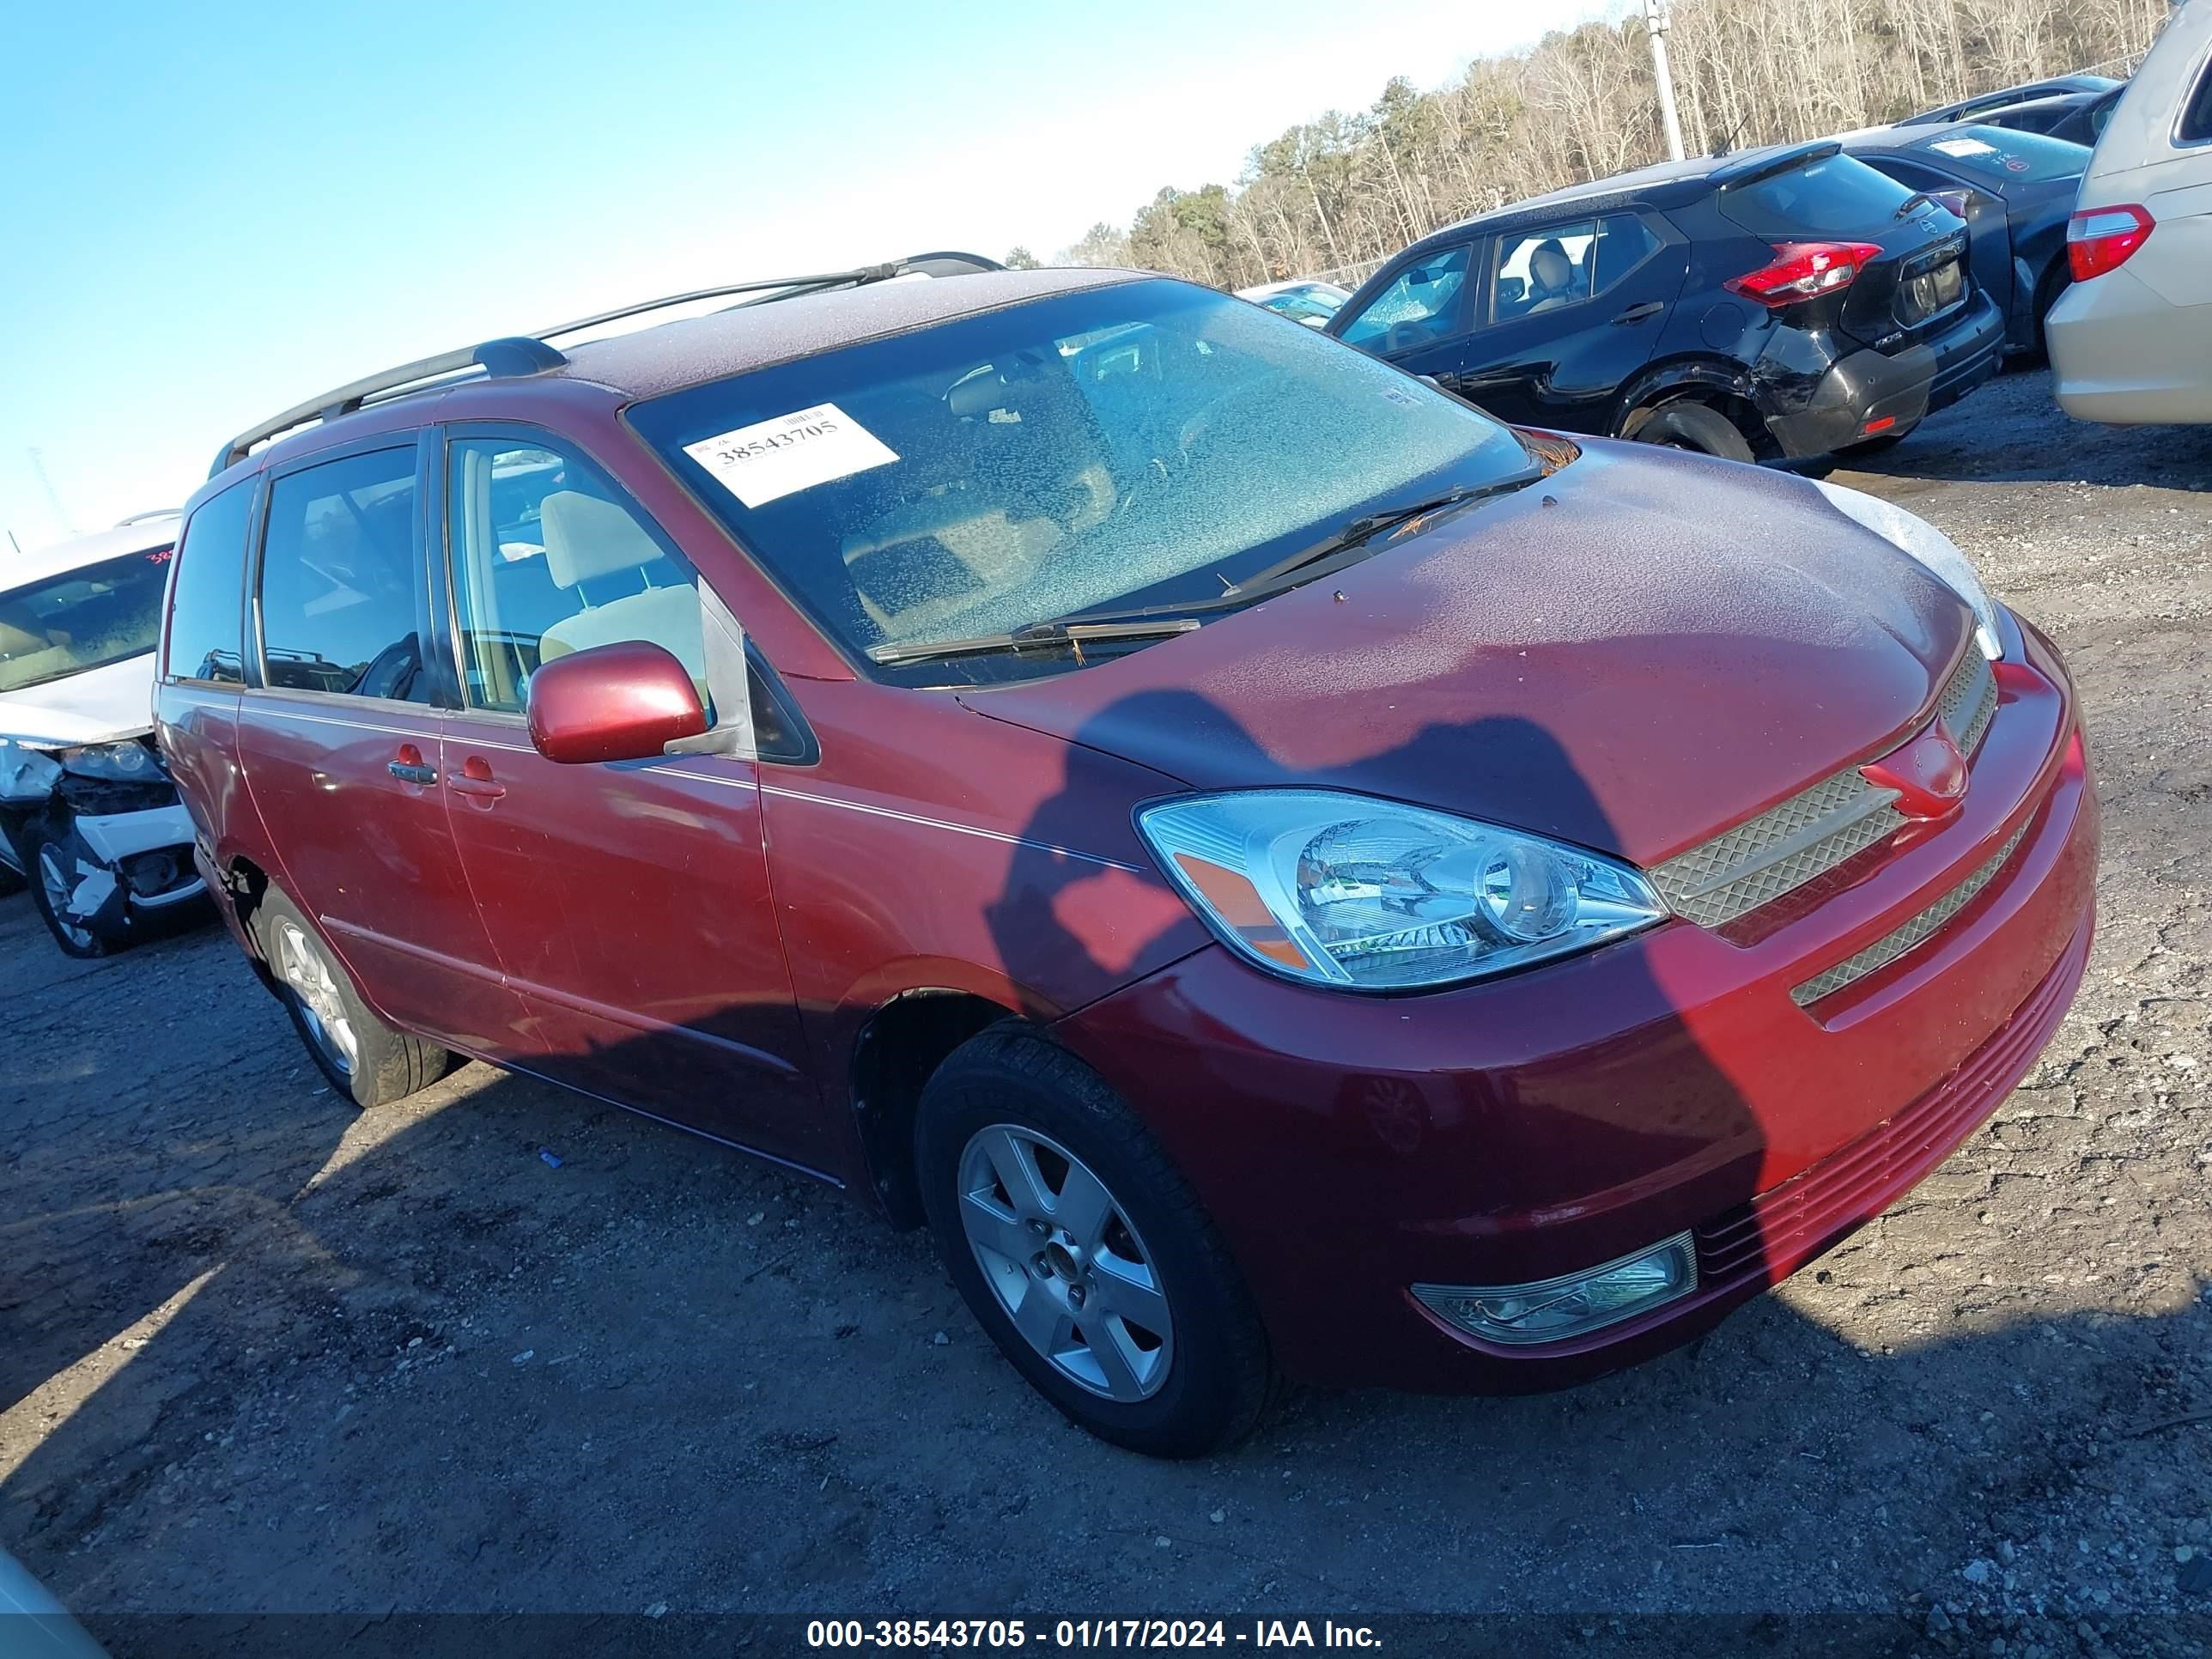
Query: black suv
[[1324, 141, 2007, 464]]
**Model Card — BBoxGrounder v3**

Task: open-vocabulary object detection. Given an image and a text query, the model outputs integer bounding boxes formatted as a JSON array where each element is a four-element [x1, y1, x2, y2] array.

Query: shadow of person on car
[[982, 686, 1778, 1400]]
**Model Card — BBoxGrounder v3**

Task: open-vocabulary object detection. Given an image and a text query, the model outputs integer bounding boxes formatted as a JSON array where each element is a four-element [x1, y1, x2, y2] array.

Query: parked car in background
[[0, 1548, 110, 1659], [1967, 84, 2128, 148], [2050, 0, 2212, 423], [1839, 123, 2091, 357], [1, 513, 209, 956], [1323, 140, 2004, 464], [1234, 278, 1351, 326], [161, 258, 2093, 1456], [1900, 73, 2124, 127]]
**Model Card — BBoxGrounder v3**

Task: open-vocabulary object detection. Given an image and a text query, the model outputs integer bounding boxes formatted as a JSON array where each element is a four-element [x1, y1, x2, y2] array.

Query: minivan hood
[[0, 652, 158, 749], [958, 442, 1974, 866]]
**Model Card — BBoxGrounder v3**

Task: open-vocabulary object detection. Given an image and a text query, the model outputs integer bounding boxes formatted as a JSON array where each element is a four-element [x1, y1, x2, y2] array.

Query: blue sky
[[0, 0, 1613, 558]]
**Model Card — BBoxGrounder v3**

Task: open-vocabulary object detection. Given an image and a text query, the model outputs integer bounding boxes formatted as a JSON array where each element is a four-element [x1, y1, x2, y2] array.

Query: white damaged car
[[1, 514, 210, 956]]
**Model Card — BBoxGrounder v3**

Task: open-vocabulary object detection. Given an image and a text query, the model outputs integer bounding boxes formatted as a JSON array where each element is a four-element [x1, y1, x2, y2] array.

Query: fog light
[[1413, 1232, 1698, 1346]]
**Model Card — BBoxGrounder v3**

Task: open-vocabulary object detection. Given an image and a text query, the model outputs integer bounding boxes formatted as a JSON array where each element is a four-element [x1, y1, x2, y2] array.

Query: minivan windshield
[[630, 279, 1532, 678], [0, 546, 173, 695]]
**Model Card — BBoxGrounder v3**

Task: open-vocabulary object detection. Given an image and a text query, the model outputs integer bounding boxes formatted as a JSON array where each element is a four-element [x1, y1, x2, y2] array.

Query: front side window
[[629, 279, 1532, 678], [257, 447, 428, 701], [0, 544, 174, 695], [165, 483, 252, 684], [444, 436, 713, 717], [1334, 246, 1473, 351]]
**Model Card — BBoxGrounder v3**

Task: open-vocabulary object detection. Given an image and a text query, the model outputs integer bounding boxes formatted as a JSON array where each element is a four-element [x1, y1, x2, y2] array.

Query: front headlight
[[59, 739, 160, 781], [1813, 479, 2002, 661], [1137, 790, 1667, 991]]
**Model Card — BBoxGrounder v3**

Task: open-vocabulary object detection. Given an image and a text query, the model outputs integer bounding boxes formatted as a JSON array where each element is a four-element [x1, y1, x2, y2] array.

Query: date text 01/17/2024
[[804, 1619, 1384, 1649]]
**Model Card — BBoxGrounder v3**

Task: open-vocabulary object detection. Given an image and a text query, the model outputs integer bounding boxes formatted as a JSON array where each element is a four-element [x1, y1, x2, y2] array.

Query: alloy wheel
[[36, 842, 96, 951], [956, 1124, 1174, 1401], [274, 919, 359, 1078]]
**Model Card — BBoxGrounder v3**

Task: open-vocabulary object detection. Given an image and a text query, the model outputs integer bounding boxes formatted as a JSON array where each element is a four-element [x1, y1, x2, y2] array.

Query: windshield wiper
[[1216, 466, 1546, 602], [871, 467, 1544, 666], [865, 616, 1200, 667]]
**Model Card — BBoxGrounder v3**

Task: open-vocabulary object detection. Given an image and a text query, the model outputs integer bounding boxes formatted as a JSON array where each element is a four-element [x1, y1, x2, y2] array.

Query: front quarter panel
[[765, 677, 1209, 1135]]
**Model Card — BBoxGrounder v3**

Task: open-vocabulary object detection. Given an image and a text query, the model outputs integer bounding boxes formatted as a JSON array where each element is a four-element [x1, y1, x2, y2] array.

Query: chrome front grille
[[1650, 650, 1997, 930], [1935, 647, 1997, 757], [1790, 818, 2031, 1006], [1649, 772, 1903, 927]]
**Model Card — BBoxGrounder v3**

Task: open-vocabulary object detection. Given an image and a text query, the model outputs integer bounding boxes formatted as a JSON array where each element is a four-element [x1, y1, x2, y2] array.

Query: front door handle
[[1611, 301, 1665, 325], [387, 744, 437, 786], [447, 754, 507, 801]]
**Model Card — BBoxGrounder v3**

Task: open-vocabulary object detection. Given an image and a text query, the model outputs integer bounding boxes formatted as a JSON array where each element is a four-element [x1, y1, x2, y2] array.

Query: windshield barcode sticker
[[684, 404, 897, 508]]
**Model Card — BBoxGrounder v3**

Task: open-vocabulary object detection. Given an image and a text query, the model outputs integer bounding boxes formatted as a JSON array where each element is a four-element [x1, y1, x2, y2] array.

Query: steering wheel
[[1175, 376, 1291, 474], [1385, 319, 1435, 356]]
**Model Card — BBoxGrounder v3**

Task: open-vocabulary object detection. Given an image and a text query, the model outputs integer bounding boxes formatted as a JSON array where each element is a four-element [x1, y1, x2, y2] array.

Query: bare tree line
[[1030, 0, 2169, 289]]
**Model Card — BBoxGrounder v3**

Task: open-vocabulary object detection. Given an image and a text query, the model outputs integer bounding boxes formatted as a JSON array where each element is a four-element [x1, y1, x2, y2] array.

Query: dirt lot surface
[[3, 368, 2209, 1657]]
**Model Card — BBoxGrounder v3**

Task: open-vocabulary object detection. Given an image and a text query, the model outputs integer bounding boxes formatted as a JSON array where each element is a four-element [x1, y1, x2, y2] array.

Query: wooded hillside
[[1033, 0, 2168, 288]]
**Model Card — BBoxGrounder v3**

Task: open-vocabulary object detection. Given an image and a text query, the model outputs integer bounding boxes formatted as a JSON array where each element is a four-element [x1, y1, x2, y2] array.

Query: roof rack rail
[[113, 508, 181, 526], [208, 251, 1006, 478]]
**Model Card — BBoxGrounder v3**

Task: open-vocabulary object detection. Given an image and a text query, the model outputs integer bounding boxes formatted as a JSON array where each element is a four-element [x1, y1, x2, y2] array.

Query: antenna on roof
[[474, 337, 568, 377]]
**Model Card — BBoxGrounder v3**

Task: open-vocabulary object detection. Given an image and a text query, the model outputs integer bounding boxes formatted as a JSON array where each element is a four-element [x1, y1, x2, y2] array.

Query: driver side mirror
[[526, 640, 708, 764]]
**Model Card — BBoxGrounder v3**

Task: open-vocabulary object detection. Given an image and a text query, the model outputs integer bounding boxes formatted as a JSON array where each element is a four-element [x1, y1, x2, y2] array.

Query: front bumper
[[1054, 620, 2097, 1392], [58, 805, 205, 935]]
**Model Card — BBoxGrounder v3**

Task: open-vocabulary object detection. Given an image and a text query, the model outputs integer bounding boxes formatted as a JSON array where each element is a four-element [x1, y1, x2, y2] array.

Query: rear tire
[[1628, 401, 1755, 463], [254, 888, 451, 1108], [915, 1024, 1276, 1458]]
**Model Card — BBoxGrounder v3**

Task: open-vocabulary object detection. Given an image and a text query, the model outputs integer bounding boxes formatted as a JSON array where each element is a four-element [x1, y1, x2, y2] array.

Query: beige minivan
[[2048, 0, 2212, 422]]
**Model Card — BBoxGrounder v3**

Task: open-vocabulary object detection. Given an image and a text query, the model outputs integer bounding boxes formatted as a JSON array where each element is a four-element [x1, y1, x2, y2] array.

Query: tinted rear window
[[1915, 126, 2088, 184], [2184, 55, 2212, 143], [165, 483, 252, 684], [1719, 153, 1917, 237]]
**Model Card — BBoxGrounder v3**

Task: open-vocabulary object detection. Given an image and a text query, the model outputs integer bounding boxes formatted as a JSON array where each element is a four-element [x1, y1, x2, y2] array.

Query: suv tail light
[[1724, 241, 1887, 307], [2066, 204, 2154, 281]]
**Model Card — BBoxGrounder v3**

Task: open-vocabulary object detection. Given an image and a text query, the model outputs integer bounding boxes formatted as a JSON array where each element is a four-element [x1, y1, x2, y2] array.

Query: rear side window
[[2182, 56, 2212, 143], [165, 483, 252, 684], [1914, 127, 2089, 185], [257, 447, 428, 702], [1719, 153, 1916, 237]]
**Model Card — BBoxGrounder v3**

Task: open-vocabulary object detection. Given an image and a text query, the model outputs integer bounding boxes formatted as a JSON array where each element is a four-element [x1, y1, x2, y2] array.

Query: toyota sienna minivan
[[159, 259, 2097, 1456]]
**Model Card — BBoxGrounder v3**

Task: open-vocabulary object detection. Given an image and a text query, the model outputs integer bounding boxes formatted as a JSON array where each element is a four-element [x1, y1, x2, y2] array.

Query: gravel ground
[[2, 368, 2209, 1657]]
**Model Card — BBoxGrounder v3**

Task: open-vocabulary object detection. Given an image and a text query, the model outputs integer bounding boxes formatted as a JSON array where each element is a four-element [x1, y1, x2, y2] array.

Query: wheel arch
[[1612, 356, 1765, 440], [849, 988, 1027, 1227]]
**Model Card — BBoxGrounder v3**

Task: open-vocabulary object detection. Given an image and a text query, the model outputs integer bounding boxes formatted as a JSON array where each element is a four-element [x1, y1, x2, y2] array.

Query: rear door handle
[[448, 754, 506, 801], [1611, 301, 1665, 325], [387, 744, 437, 786]]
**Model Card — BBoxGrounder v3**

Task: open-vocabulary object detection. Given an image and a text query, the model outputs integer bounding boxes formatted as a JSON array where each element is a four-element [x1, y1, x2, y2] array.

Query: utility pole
[[1644, 0, 1686, 162]]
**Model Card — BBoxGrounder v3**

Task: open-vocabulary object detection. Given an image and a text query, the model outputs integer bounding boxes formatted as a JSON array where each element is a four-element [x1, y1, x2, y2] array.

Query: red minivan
[[157, 262, 2097, 1456]]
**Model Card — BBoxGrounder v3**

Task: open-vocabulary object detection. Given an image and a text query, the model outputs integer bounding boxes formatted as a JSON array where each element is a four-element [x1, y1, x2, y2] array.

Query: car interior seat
[[534, 490, 710, 706]]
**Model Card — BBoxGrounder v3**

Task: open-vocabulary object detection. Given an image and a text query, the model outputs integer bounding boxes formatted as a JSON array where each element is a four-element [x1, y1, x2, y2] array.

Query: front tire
[[1628, 400, 1756, 463], [915, 1025, 1276, 1458], [254, 888, 452, 1108], [26, 822, 117, 959]]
